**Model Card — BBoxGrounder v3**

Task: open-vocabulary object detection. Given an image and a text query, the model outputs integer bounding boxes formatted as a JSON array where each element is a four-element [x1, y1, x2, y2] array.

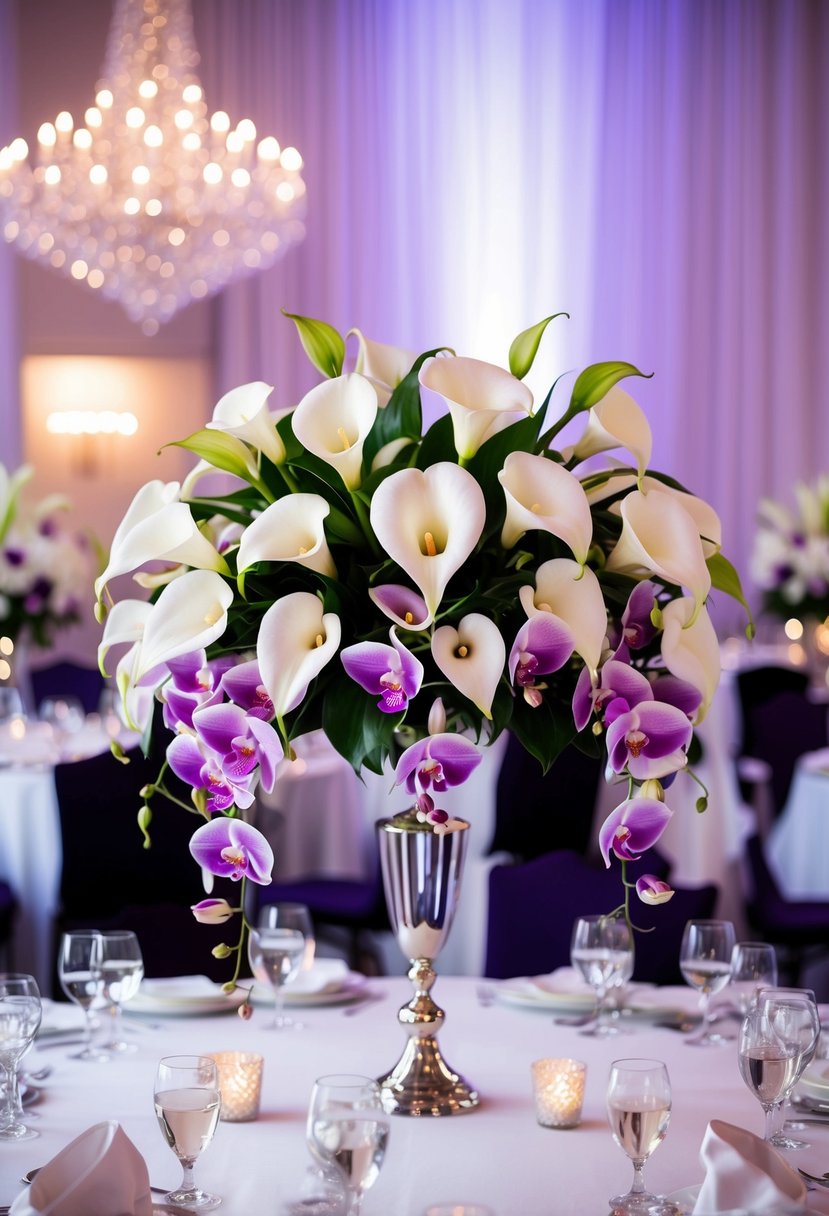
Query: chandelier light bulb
[[0, 0, 306, 334]]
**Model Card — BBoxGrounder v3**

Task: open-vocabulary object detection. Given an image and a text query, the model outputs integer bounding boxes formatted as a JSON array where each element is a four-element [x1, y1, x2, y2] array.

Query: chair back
[[31, 661, 105, 716], [739, 682, 828, 814]]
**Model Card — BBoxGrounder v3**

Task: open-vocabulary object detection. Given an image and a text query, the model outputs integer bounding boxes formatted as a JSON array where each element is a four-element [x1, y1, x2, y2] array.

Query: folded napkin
[[692, 1120, 809, 1214], [290, 956, 350, 995], [10, 1120, 152, 1216], [36, 998, 86, 1038]]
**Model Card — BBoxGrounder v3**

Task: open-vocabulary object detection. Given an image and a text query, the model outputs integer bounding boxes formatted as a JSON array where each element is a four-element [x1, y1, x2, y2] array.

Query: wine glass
[[154, 1055, 222, 1211], [0, 687, 24, 724], [570, 914, 633, 1036], [306, 1074, 389, 1216], [679, 919, 735, 1046], [757, 987, 820, 1150], [99, 930, 144, 1052], [607, 1058, 679, 1215], [248, 903, 312, 1029], [737, 1006, 799, 1141], [57, 930, 109, 1062], [730, 942, 778, 1014], [0, 973, 42, 1141]]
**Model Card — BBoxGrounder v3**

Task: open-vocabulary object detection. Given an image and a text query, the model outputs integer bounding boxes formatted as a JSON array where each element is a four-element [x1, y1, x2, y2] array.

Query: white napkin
[[692, 1120, 808, 1214], [9, 1120, 152, 1216], [35, 998, 86, 1038]]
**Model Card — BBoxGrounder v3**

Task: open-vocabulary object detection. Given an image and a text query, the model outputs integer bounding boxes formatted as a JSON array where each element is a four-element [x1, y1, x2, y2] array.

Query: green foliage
[[508, 313, 568, 380], [282, 310, 345, 378]]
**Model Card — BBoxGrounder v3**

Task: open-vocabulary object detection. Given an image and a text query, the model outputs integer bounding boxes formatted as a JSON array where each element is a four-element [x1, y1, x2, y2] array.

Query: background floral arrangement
[[0, 462, 94, 648], [96, 312, 748, 982], [750, 475, 829, 622]]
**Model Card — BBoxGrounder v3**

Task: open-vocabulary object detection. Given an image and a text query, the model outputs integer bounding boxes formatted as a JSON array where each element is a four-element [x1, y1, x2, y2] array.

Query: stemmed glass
[[738, 1006, 799, 1141], [606, 1059, 679, 1215], [99, 930, 144, 1053], [154, 1055, 222, 1210], [679, 919, 735, 1046], [306, 1074, 389, 1216], [757, 987, 820, 1150], [0, 973, 42, 1142], [248, 903, 312, 1029], [58, 930, 108, 1062], [730, 942, 778, 1014], [570, 915, 633, 1036]]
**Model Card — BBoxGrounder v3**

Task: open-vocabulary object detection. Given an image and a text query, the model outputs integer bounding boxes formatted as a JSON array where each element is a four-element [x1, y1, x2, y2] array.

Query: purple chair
[[485, 849, 717, 984], [0, 881, 17, 968], [31, 661, 105, 716], [745, 834, 829, 986]]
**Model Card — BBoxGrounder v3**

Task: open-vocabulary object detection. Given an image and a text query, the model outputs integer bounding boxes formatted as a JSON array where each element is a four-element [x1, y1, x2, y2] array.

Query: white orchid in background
[[751, 475, 829, 621]]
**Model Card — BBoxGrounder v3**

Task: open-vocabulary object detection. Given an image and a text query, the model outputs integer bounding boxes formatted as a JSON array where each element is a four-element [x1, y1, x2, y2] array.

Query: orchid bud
[[639, 779, 665, 802], [238, 1001, 253, 1021], [635, 874, 675, 905], [428, 698, 446, 736], [191, 898, 235, 925], [221, 980, 238, 994], [211, 942, 232, 959]]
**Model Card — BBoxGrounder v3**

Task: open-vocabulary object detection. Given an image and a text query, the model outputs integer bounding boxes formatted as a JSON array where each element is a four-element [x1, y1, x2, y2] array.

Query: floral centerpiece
[[96, 313, 748, 990], [750, 476, 829, 622]]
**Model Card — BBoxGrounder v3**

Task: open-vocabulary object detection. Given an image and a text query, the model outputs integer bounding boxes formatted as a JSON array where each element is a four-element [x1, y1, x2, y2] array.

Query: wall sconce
[[45, 409, 139, 475]]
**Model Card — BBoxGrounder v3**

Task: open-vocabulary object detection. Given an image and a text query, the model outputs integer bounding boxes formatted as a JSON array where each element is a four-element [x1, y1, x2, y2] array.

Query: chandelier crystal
[[0, 0, 306, 335]]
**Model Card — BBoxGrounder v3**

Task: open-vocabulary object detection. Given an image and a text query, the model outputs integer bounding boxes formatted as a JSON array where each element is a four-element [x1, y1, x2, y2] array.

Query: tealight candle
[[531, 1057, 586, 1129], [207, 1051, 264, 1122]]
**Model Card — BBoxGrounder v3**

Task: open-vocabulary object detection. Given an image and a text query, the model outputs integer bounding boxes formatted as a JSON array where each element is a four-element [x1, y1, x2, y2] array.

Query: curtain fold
[[0, 0, 21, 464]]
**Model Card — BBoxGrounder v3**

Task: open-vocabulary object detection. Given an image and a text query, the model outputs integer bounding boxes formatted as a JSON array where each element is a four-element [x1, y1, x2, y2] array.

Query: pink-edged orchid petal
[[368, 584, 431, 631], [189, 816, 274, 885], [605, 489, 712, 620], [635, 874, 675, 905], [572, 657, 655, 732], [370, 463, 485, 622], [292, 373, 378, 490], [419, 355, 533, 460], [660, 597, 721, 723], [432, 612, 505, 719], [599, 797, 673, 867], [340, 627, 424, 714], [499, 452, 593, 563], [207, 381, 286, 467], [568, 386, 653, 480], [519, 558, 608, 677], [191, 898, 235, 924], [347, 328, 414, 406], [605, 700, 693, 781], [508, 613, 574, 684], [132, 570, 233, 681], [220, 660, 274, 720], [192, 702, 250, 757], [236, 493, 336, 578], [256, 591, 341, 719], [166, 651, 211, 694], [246, 716, 283, 793], [166, 733, 256, 812], [97, 599, 152, 676], [394, 732, 482, 795]]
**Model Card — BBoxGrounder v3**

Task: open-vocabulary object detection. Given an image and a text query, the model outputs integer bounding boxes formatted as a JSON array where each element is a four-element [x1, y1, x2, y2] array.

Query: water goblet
[[737, 1006, 799, 1140], [571, 914, 633, 1036], [154, 1054, 222, 1210], [757, 986, 820, 1150], [0, 973, 42, 1141], [306, 1074, 389, 1216], [99, 930, 144, 1052], [249, 903, 312, 1029], [606, 1058, 679, 1216], [58, 930, 109, 1061], [679, 919, 735, 1046], [730, 942, 778, 1014]]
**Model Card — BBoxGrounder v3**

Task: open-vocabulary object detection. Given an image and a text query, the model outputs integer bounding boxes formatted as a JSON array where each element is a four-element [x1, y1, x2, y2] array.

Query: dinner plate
[[249, 966, 368, 1008], [666, 1183, 700, 1213], [493, 976, 692, 1020], [798, 1061, 829, 1104], [125, 977, 247, 1017]]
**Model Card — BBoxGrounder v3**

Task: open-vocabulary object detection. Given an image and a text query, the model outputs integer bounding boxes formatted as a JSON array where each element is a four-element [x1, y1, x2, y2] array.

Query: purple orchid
[[166, 733, 256, 812], [394, 732, 482, 795], [192, 702, 283, 793], [219, 660, 274, 720], [650, 674, 703, 720], [191, 897, 235, 923], [572, 657, 654, 731], [605, 700, 693, 780], [635, 874, 675, 905], [189, 816, 274, 885], [508, 612, 574, 707], [340, 627, 424, 714], [621, 581, 658, 649], [599, 797, 673, 866], [162, 650, 222, 732]]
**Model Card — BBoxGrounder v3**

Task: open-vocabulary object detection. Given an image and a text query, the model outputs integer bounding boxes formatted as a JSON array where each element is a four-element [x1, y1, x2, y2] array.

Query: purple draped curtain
[[0, 0, 21, 462]]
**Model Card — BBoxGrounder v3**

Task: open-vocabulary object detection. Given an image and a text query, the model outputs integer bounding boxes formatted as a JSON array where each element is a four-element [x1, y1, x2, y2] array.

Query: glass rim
[[609, 1057, 667, 1071], [158, 1054, 219, 1071], [313, 1072, 380, 1089]]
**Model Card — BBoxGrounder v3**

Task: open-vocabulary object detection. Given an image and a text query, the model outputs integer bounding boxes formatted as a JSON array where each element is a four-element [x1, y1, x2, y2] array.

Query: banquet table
[[768, 749, 829, 898], [3, 976, 823, 1216]]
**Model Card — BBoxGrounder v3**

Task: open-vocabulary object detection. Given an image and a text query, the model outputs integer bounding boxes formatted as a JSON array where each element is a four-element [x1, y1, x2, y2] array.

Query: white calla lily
[[133, 569, 234, 681], [605, 489, 711, 618], [431, 613, 505, 719], [519, 558, 608, 675], [292, 374, 378, 489], [499, 451, 593, 562], [568, 386, 653, 479], [237, 494, 336, 578], [348, 328, 413, 406], [98, 599, 152, 675], [115, 643, 159, 734], [660, 597, 720, 722], [586, 475, 722, 559], [207, 381, 286, 467], [0, 462, 33, 542], [418, 355, 533, 460], [257, 591, 341, 719], [370, 463, 486, 622], [181, 459, 246, 502]]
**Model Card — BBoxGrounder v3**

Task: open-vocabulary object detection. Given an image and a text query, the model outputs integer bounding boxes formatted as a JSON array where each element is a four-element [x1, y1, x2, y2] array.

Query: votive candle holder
[[207, 1051, 264, 1122], [531, 1057, 586, 1129]]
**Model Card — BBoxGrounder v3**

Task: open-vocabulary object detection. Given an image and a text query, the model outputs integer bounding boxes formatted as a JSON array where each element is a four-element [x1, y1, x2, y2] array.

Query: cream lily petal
[[370, 463, 486, 621], [348, 328, 413, 405], [431, 612, 505, 719], [96, 502, 229, 603], [257, 591, 341, 718], [605, 489, 712, 616], [133, 565, 188, 590], [237, 494, 336, 578], [133, 570, 234, 680], [207, 381, 285, 466], [292, 373, 378, 489], [499, 451, 593, 562], [180, 459, 246, 502], [569, 386, 653, 479], [586, 474, 722, 559], [419, 355, 533, 460], [98, 599, 152, 676], [520, 558, 608, 674], [115, 643, 160, 735], [95, 479, 180, 599], [660, 597, 721, 723]]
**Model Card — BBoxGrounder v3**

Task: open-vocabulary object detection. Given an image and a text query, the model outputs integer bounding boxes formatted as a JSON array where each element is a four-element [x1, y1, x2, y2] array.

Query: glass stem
[[698, 987, 712, 1039], [84, 1006, 97, 1048], [109, 1001, 123, 1045], [180, 1160, 197, 1195], [763, 1102, 778, 1141], [346, 1190, 363, 1216], [273, 981, 286, 1028], [629, 1160, 647, 1196], [0, 1061, 16, 1127], [595, 984, 607, 1031]]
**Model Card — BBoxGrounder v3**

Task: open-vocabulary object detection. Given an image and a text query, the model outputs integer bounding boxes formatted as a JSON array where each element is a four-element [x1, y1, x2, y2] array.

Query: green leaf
[[165, 430, 258, 482], [282, 310, 345, 378], [508, 313, 568, 380], [509, 696, 577, 773], [363, 348, 449, 470], [416, 414, 455, 469], [569, 361, 653, 416], [707, 552, 755, 636], [322, 676, 403, 774]]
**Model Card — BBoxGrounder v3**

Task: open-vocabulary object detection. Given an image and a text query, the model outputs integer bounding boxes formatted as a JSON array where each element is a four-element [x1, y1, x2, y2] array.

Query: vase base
[[377, 1033, 480, 1117]]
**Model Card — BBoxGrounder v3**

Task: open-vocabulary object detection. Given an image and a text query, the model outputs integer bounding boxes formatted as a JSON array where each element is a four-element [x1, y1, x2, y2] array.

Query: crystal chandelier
[[0, 0, 306, 335]]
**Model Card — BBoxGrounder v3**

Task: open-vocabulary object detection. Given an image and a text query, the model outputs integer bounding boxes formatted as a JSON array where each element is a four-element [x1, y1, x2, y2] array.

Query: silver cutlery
[[798, 1167, 829, 1188]]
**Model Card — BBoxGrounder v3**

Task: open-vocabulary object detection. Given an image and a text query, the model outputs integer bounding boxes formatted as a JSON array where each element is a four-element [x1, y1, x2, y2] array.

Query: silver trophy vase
[[376, 812, 480, 1116]]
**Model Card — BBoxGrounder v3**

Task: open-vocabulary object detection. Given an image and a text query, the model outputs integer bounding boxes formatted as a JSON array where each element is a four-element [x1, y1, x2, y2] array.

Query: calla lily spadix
[[418, 355, 533, 460], [236, 493, 336, 579], [567, 386, 653, 480], [370, 463, 486, 623], [257, 591, 341, 723], [519, 558, 608, 676], [97, 598, 152, 676], [347, 328, 414, 406], [292, 373, 378, 490], [131, 569, 234, 683], [432, 613, 506, 719], [499, 451, 593, 561], [659, 597, 720, 723], [207, 381, 286, 468]]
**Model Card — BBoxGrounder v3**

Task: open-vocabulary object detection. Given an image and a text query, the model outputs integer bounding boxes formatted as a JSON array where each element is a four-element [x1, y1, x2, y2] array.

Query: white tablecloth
[[1, 976, 811, 1216], [768, 749, 829, 897]]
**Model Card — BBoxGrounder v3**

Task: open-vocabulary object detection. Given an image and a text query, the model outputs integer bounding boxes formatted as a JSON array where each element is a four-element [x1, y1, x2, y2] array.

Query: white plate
[[493, 976, 690, 1020], [798, 1061, 829, 1103], [666, 1184, 700, 1213], [249, 974, 368, 1008], [126, 977, 246, 1017]]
